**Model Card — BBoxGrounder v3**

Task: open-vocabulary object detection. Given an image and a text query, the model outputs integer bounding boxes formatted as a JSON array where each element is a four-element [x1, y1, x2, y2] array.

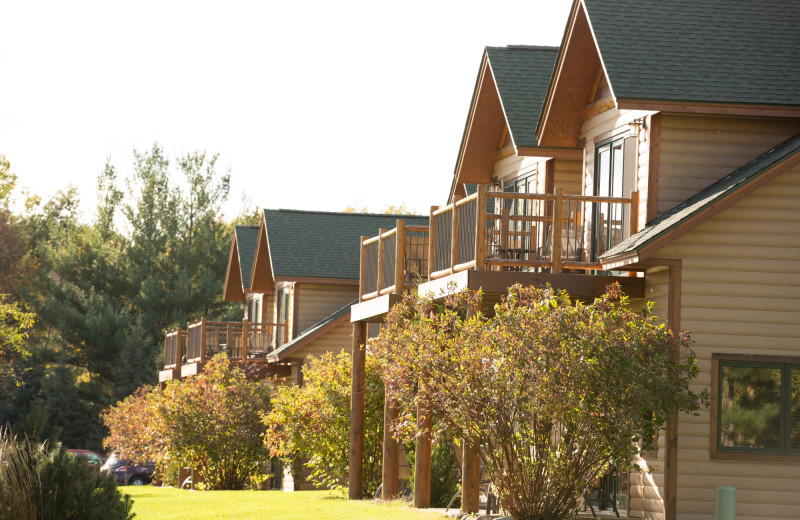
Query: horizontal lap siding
[[292, 320, 353, 360], [651, 164, 800, 520], [631, 267, 670, 519], [657, 114, 800, 216], [295, 284, 357, 335]]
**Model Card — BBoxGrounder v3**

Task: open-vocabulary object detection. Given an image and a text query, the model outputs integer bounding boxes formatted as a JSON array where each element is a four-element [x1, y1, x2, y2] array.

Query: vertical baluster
[[551, 188, 563, 273], [200, 317, 207, 364], [376, 228, 386, 294], [242, 318, 249, 361], [450, 202, 460, 273], [427, 207, 438, 278], [475, 186, 486, 270], [395, 221, 405, 293], [358, 236, 367, 301]]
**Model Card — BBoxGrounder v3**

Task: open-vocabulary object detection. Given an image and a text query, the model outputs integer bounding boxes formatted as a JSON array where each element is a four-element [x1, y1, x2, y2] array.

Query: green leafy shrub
[[263, 352, 385, 497]]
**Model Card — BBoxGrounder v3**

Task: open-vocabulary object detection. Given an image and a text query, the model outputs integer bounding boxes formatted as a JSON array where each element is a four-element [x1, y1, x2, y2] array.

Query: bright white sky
[[0, 0, 571, 220]]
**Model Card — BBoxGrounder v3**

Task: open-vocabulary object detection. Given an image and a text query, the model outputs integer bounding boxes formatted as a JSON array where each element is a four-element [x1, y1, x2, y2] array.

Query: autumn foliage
[[102, 356, 271, 490], [370, 284, 706, 520]]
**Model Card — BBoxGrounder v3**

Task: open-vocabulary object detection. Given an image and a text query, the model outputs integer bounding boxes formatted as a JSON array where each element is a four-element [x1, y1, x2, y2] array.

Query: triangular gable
[[222, 236, 244, 302], [223, 226, 261, 302], [537, 0, 609, 148], [450, 45, 577, 202], [452, 51, 508, 193], [249, 213, 274, 293], [539, 0, 800, 148], [600, 132, 800, 268]]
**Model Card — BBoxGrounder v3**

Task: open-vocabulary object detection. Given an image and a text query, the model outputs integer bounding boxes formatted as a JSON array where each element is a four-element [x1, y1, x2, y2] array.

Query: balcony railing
[[428, 185, 639, 280], [359, 219, 429, 301], [163, 318, 288, 369]]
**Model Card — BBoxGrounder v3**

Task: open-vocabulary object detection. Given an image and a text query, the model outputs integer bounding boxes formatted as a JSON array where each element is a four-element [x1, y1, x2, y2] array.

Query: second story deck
[[351, 187, 645, 323], [159, 318, 290, 381]]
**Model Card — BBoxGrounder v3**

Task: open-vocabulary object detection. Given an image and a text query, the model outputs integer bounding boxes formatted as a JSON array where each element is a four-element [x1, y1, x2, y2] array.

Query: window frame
[[711, 353, 800, 462], [591, 133, 636, 263]]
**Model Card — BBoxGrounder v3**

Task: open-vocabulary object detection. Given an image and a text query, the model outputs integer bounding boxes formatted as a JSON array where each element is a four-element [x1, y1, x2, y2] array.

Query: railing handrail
[[164, 319, 288, 369], [358, 219, 430, 302], [428, 186, 639, 280]]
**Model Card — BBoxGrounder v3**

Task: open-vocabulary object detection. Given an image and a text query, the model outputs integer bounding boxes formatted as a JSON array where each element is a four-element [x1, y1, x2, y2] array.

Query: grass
[[125, 486, 446, 520]]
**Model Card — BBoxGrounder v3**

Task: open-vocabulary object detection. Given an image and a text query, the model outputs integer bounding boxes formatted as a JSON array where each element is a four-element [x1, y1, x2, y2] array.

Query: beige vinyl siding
[[657, 114, 800, 216], [628, 266, 670, 520], [644, 163, 800, 520], [292, 319, 353, 360], [580, 107, 656, 232], [295, 283, 357, 335]]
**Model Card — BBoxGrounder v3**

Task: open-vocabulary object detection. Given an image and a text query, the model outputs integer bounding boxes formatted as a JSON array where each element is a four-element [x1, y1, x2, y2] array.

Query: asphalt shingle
[[584, 0, 800, 106], [234, 225, 260, 288], [486, 46, 559, 148], [263, 209, 429, 280]]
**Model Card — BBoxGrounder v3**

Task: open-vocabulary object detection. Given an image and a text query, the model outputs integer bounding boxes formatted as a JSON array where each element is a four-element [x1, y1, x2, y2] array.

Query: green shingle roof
[[263, 210, 429, 280], [486, 46, 558, 148], [234, 225, 260, 288], [584, 0, 800, 107], [267, 300, 355, 361], [601, 132, 800, 261]]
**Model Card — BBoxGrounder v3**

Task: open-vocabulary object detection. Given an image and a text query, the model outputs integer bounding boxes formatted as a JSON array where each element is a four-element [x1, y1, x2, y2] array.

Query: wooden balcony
[[159, 318, 288, 382], [350, 220, 429, 322], [417, 185, 645, 303]]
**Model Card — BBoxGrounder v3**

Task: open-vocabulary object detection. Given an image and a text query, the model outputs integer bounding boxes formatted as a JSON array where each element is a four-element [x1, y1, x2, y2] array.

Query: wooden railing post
[[629, 190, 640, 236], [376, 228, 387, 294], [395, 221, 405, 293], [450, 200, 460, 274], [427, 206, 438, 278], [241, 318, 249, 361], [358, 236, 368, 302], [551, 188, 563, 274], [226, 322, 233, 358], [475, 185, 487, 270], [199, 317, 207, 363]]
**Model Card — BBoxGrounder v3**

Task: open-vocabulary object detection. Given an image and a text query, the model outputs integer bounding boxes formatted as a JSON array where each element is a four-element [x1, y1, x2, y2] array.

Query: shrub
[[370, 284, 707, 520], [263, 352, 385, 497], [103, 355, 271, 490]]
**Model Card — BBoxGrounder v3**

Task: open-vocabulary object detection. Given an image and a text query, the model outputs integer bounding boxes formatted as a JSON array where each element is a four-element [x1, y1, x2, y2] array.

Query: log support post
[[413, 398, 432, 508], [461, 440, 480, 514], [381, 394, 400, 500], [348, 321, 367, 499]]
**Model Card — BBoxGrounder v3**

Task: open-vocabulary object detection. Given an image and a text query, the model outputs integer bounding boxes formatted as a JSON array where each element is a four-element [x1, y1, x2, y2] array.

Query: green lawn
[[125, 487, 446, 520]]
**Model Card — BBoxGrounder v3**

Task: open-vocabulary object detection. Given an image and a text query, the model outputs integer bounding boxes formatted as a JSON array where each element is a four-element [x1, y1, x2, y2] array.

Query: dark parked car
[[101, 454, 155, 486]]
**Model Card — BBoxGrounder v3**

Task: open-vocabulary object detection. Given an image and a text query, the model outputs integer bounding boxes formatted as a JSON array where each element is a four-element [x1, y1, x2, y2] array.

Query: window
[[713, 354, 800, 459], [592, 135, 636, 261], [276, 288, 290, 347]]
